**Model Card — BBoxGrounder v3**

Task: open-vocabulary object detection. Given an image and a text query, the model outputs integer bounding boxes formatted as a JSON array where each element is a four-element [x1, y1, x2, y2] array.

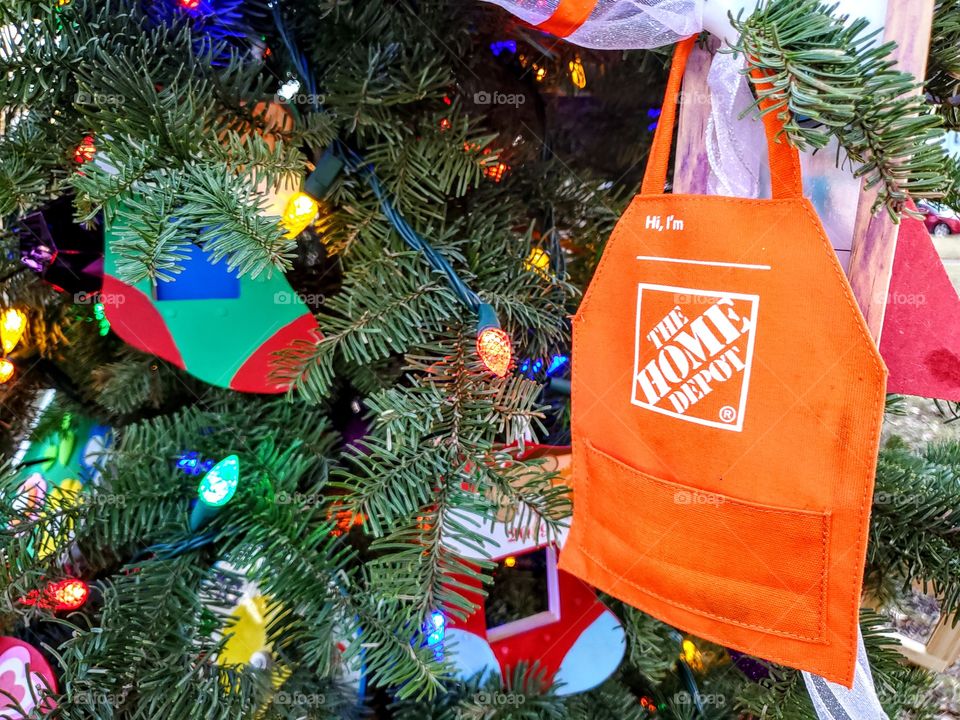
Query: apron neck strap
[[640, 36, 804, 200], [537, 0, 597, 37]]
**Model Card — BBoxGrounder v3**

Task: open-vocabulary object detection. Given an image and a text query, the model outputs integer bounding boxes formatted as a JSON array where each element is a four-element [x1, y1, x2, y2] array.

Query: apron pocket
[[577, 440, 830, 642]]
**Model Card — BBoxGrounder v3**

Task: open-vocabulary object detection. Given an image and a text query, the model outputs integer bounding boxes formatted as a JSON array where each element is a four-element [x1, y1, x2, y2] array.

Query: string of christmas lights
[[268, 3, 514, 377]]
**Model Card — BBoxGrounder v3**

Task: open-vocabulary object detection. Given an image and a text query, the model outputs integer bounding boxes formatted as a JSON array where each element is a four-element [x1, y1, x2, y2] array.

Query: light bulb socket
[[548, 377, 571, 395], [476, 303, 500, 333], [189, 500, 220, 532], [302, 148, 344, 200]]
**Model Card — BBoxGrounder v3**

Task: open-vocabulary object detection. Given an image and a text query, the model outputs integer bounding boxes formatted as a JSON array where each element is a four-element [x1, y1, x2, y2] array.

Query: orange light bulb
[[477, 326, 512, 377], [484, 161, 509, 183], [569, 56, 587, 89]]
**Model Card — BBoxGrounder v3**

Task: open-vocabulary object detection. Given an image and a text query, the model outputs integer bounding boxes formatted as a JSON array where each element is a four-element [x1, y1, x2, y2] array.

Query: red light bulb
[[73, 135, 95, 164], [48, 578, 90, 611], [179, 0, 201, 9], [477, 326, 512, 377], [20, 578, 90, 611]]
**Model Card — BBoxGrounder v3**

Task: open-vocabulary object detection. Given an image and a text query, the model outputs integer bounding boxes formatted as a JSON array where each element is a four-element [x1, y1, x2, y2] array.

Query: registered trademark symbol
[[719, 405, 737, 423]]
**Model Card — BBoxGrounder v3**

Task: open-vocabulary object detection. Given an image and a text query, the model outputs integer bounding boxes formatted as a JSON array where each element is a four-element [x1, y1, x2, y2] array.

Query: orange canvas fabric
[[560, 37, 887, 686], [537, 0, 596, 37]]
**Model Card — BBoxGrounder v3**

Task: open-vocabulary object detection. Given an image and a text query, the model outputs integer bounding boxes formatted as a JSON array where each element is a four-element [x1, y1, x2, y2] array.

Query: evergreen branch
[[179, 162, 296, 278], [731, 0, 951, 217], [867, 436, 960, 619]]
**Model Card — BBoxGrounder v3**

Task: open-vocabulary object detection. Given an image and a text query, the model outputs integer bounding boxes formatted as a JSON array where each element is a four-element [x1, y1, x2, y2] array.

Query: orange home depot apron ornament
[[563, 37, 887, 686]]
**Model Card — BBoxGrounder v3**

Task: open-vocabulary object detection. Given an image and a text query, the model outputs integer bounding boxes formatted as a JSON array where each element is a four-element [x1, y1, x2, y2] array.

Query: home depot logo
[[631, 284, 759, 432]]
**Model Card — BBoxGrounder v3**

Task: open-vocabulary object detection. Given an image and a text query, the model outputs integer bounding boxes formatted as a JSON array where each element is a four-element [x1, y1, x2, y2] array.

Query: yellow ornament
[[211, 565, 287, 688], [36, 478, 83, 560], [220, 594, 272, 668], [569, 56, 587, 89], [0, 308, 26, 353]]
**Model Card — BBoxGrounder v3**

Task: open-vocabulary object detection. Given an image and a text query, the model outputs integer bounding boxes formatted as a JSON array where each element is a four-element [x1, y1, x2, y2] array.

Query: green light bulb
[[197, 455, 239, 507]]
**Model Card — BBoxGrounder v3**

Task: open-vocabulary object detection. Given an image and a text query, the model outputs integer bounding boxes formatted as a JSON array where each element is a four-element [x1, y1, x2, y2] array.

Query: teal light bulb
[[197, 455, 239, 507]]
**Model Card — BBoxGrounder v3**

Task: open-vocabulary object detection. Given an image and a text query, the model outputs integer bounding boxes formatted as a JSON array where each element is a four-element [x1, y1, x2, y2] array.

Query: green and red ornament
[[8, 408, 113, 559], [100, 153, 341, 393], [101, 208, 319, 393]]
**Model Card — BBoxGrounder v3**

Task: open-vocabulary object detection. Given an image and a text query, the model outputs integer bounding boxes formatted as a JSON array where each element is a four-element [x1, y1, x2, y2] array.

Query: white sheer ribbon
[[706, 50, 762, 197], [803, 629, 890, 720], [481, 0, 702, 49]]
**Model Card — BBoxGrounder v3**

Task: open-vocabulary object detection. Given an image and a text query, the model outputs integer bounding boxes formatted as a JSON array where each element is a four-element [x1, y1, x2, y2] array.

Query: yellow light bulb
[[524, 248, 550, 275], [504, 556, 516, 568], [0, 358, 14, 384], [569, 56, 587, 89], [0, 308, 26, 353], [681, 638, 704, 671], [281, 192, 319, 238]]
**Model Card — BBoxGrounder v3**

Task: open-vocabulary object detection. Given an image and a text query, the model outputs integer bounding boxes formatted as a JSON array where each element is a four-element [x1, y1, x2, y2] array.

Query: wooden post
[[673, 39, 716, 196], [847, 0, 937, 341], [673, 2, 936, 344]]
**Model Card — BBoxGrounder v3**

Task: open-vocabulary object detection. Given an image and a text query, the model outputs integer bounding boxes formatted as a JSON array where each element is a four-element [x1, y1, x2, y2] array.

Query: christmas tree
[[1, 0, 959, 718]]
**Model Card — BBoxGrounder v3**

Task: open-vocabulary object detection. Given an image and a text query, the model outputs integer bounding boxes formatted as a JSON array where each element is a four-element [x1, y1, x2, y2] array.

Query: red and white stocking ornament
[[442, 449, 625, 695]]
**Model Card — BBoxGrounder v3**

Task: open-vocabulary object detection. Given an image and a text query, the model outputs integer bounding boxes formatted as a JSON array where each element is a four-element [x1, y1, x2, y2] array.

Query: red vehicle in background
[[918, 202, 960, 237]]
